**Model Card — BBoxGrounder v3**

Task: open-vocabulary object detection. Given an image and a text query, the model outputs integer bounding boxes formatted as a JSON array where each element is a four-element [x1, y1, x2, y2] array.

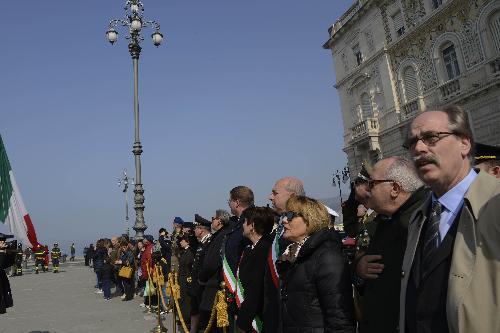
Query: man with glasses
[[400, 105, 500, 333], [198, 209, 231, 332], [354, 157, 428, 333]]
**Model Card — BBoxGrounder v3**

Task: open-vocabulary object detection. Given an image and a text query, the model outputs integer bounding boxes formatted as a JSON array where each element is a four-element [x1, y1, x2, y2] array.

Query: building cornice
[[323, 0, 375, 49]]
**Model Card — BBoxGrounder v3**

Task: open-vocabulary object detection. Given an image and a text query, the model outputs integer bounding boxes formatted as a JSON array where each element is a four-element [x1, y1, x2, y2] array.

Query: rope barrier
[[168, 272, 190, 333], [146, 268, 231, 333], [203, 282, 229, 333]]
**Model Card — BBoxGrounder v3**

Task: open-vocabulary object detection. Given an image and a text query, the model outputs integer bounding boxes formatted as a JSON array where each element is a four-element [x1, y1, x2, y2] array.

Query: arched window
[[489, 10, 500, 53], [360, 93, 373, 119], [442, 43, 461, 80], [403, 66, 419, 102]]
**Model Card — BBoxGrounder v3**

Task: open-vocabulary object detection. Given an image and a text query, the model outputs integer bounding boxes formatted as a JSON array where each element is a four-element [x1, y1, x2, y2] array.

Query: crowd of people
[[4, 104, 498, 333], [79, 105, 500, 333]]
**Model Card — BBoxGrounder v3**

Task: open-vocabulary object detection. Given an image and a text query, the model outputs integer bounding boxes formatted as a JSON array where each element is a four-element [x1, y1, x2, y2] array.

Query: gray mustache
[[413, 155, 439, 166]]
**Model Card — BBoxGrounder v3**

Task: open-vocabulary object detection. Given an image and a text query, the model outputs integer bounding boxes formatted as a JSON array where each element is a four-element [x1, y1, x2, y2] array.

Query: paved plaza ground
[[1, 259, 173, 333]]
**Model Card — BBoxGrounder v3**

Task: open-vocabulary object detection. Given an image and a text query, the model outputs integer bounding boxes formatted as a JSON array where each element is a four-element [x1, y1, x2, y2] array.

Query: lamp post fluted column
[[106, 0, 163, 241]]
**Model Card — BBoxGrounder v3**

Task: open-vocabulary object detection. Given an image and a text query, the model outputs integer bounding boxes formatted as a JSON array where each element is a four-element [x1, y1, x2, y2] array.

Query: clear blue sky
[[1, 0, 352, 252]]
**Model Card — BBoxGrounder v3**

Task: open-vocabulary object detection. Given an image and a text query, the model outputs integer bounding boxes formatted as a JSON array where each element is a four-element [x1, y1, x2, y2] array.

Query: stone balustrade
[[439, 78, 461, 100], [351, 117, 379, 139]]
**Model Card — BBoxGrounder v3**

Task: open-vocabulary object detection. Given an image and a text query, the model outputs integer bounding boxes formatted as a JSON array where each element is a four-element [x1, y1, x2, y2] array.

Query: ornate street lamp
[[106, 0, 163, 241], [332, 166, 350, 205], [117, 169, 132, 237]]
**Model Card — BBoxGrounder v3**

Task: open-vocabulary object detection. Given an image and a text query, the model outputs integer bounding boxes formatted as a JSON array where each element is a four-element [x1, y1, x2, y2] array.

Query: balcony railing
[[403, 99, 419, 118], [351, 118, 379, 139], [439, 78, 461, 100]]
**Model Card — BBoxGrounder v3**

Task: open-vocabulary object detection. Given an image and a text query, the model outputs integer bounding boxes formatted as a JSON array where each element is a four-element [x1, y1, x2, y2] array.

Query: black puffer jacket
[[279, 228, 356, 333]]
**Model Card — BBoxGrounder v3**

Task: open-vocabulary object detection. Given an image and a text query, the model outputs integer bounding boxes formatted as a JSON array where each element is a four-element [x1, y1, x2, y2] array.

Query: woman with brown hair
[[278, 195, 356, 332], [115, 240, 135, 301]]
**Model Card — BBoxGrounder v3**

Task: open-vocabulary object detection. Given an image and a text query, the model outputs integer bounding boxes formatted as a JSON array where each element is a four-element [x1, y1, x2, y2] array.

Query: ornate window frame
[[397, 59, 423, 103], [432, 32, 466, 84], [478, 1, 500, 60]]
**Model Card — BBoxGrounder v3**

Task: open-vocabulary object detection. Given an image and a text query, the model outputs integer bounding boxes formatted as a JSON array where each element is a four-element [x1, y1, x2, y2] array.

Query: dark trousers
[[114, 273, 125, 294], [95, 270, 103, 289], [123, 278, 135, 300], [102, 279, 111, 299]]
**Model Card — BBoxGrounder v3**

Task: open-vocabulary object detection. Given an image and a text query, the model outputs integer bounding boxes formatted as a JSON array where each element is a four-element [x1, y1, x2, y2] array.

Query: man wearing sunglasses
[[400, 105, 500, 333], [354, 157, 428, 333]]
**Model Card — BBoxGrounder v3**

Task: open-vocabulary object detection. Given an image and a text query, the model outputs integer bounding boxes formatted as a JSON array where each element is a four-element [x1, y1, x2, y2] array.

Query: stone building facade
[[323, 0, 500, 176]]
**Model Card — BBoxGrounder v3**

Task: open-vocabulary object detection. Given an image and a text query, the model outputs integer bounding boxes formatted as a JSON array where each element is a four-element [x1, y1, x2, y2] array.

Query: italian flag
[[0, 135, 39, 248]]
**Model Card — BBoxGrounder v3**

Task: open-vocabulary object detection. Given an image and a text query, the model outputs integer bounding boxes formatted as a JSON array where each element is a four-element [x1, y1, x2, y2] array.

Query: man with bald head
[[265, 176, 304, 333], [400, 105, 500, 333], [269, 176, 305, 214]]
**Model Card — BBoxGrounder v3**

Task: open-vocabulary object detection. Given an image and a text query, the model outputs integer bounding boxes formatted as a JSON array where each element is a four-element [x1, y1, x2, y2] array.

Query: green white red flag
[[0, 135, 39, 248]]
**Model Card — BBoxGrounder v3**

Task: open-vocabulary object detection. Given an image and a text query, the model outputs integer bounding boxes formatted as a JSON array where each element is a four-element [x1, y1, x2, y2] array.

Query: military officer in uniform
[[171, 216, 184, 271], [34, 244, 46, 274], [474, 142, 500, 178], [190, 214, 212, 332], [51, 243, 62, 273], [177, 234, 195, 331]]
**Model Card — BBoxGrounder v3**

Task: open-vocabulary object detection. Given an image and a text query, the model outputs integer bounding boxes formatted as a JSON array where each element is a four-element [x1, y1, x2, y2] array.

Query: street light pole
[[332, 166, 350, 205], [106, 0, 163, 240], [118, 169, 132, 237]]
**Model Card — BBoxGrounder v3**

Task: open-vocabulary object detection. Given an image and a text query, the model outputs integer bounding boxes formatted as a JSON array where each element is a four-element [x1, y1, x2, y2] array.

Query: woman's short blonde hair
[[286, 196, 330, 234]]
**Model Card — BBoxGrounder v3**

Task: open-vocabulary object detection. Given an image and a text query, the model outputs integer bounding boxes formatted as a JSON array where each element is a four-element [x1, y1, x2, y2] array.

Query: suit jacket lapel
[[405, 197, 431, 288]]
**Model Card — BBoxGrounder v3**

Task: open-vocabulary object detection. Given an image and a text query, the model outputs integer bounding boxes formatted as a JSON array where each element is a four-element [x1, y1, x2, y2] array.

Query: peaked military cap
[[182, 222, 195, 229], [194, 214, 211, 228], [475, 142, 500, 163]]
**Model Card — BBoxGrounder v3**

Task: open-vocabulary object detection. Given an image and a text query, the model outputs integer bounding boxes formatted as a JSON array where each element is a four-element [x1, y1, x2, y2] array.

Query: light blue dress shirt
[[432, 169, 477, 242]]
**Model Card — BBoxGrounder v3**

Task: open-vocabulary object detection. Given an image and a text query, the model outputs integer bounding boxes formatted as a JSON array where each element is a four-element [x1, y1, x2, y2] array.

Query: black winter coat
[[279, 228, 356, 333], [0, 252, 15, 314], [93, 247, 107, 271], [199, 225, 230, 311], [236, 235, 273, 332]]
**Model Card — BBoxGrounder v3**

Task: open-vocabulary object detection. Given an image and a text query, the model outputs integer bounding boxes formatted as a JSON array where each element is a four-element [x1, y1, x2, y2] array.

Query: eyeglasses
[[403, 131, 455, 150], [284, 211, 302, 222], [368, 179, 394, 190], [211, 217, 219, 221]]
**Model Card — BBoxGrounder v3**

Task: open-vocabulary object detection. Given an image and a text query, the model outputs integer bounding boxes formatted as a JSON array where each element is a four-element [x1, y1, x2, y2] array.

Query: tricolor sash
[[269, 220, 284, 288], [236, 251, 263, 333]]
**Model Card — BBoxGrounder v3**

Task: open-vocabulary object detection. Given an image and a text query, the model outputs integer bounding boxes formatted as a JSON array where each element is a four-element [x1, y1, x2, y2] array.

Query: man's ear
[[459, 136, 472, 158], [390, 182, 402, 199], [491, 165, 500, 178]]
